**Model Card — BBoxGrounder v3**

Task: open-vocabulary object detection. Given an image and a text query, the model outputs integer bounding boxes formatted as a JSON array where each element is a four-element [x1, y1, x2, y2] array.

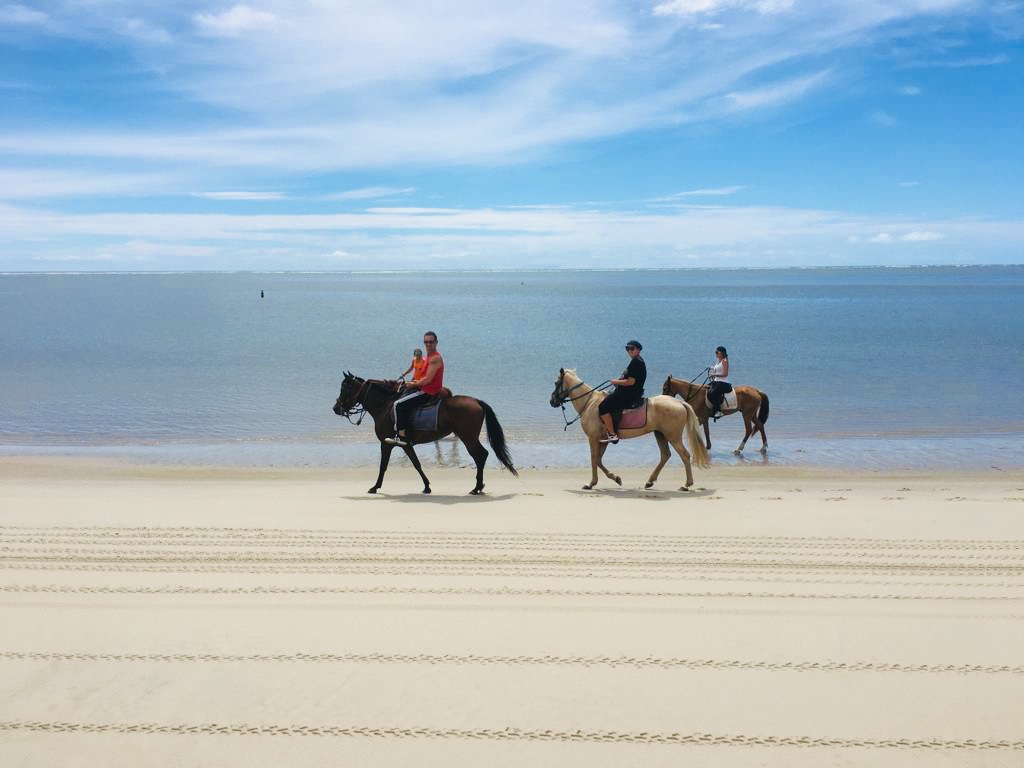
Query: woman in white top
[[707, 345, 733, 417]]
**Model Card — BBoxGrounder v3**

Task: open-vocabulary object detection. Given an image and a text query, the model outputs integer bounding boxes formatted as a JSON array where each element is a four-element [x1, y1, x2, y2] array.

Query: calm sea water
[[2, 267, 1022, 470]]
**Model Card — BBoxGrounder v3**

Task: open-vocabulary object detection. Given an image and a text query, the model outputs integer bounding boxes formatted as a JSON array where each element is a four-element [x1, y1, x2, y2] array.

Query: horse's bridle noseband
[[339, 377, 372, 425], [553, 372, 610, 430]]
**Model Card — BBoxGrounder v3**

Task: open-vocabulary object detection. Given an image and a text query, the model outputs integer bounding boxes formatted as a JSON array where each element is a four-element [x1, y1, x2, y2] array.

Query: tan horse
[[662, 375, 770, 455], [550, 368, 709, 491]]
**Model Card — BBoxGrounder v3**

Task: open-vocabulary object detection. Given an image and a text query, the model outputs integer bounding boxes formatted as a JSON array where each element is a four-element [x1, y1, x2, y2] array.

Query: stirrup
[[600, 433, 620, 444], [384, 435, 408, 446]]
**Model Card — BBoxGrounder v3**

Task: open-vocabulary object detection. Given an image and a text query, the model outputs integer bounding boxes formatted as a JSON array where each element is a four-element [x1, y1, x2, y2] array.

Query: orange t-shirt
[[420, 351, 444, 395], [412, 357, 428, 380]]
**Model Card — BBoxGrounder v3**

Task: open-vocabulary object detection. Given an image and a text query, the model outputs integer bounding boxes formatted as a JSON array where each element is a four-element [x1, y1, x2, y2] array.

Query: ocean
[[2, 267, 1022, 471]]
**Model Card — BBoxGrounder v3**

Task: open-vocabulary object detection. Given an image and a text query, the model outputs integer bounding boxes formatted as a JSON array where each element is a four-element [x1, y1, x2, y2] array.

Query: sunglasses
[[625, 346, 637, 351]]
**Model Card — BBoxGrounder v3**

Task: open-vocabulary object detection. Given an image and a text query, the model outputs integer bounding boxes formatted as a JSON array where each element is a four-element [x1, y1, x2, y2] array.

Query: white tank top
[[709, 360, 729, 383]]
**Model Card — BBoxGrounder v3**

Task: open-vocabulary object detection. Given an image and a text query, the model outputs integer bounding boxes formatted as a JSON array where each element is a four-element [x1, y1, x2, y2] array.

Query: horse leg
[[583, 439, 601, 490], [597, 442, 622, 486], [669, 436, 694, 490], [370, 443, 395, 494], [735, 413, 753, 455], [460, 435, 489, 495], [703, 418, 712, 450], [758, 418, 768, 453], [401, 444, 432, 494], [645, 431, 671, 489]]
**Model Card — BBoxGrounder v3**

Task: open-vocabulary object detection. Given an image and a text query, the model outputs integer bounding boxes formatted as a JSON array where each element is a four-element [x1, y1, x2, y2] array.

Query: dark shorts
[[599, 388, 640, 415]]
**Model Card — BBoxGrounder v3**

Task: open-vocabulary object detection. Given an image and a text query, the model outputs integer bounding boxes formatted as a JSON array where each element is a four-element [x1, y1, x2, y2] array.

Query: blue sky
[[1, 0, 1022, 270]]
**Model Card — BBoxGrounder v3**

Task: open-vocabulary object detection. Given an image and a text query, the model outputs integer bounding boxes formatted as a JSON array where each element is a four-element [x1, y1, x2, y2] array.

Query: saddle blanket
[[706, 389, 737, 412], [618, 400, 648, 430], [411, 402, 439, 432]]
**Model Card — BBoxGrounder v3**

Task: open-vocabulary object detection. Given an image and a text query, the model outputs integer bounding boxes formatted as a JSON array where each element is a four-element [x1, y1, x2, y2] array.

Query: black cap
[[626, 340, 642, 351]]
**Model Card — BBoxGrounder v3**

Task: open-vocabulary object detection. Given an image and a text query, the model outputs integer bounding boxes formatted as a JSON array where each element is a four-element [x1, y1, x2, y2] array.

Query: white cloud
[[910, 53, 1010, 69], [657, 186, 746, 199], [871, 109, 896, 126], [323, 187, 416, 201], [724, 70, 830, 112], [899, 85, 921, 95], [118, 18, 173, 45], [0, 169, 182, 199], [192, 191, 287, 200], [0, 4, 47, 25], [194, 4, 277, 37], [653, 0, 794, 17], [1, 200, 1019, 270]]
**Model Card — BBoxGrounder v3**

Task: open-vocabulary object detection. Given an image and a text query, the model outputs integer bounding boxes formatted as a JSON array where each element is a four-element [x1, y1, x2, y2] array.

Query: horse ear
[[559, 367, 564, 375]]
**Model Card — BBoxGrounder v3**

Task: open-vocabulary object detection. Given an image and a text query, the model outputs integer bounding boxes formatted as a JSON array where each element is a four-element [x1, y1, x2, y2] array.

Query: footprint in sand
[[760, 496, 783, 501], [824, 496, 846, 502], [882, 496, 906, 500], [945, 496, 968, 501], [897, 487, 911, 492]]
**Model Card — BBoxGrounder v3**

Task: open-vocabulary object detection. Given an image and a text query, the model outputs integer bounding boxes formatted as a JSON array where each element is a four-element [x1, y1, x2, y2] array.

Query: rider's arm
[[412, 356, 440, 389], [720, 359, 729, 378]]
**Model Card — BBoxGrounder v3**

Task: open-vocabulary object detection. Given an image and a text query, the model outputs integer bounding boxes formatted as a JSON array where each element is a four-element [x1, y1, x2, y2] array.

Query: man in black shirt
[[598, 340, 647, 443]]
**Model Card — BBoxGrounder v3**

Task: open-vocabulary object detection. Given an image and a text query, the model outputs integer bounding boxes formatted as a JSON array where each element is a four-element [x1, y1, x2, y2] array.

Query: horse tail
[[757, 391, 770, 424], [685, 402, 711, 469], [478, 400, 519, 477]]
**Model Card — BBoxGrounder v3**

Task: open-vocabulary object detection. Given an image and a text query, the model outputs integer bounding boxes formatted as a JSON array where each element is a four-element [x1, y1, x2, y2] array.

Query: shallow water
[[2, 267, 1022, 469]]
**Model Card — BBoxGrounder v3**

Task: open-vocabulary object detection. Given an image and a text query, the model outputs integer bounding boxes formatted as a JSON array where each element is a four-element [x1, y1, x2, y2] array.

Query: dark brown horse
[[333, 372, 517, 495], [662, 375, 770, 454]]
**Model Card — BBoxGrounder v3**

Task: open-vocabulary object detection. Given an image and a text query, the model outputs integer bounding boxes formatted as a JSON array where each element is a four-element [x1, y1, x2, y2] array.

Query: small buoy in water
[[260, 290, 264, 298]]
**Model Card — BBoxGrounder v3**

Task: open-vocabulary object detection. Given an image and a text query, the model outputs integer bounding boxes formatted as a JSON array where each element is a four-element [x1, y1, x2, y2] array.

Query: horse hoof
[[678, 486, 690, 492], [644, 481, 654, 489], [733, 449, 742, 455], [422, 487, 431, 494], [582, 484, 592, 490], [367, 487, 378, 494], [469, 488, 483, 495], [760, 447, 768, 454]]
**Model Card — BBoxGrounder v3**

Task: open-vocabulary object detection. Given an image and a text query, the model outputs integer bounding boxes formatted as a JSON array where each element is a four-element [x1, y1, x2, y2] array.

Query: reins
[[340, 378, 399, 426], [556, 378, 611, 431], [677, 369, 711, 406]]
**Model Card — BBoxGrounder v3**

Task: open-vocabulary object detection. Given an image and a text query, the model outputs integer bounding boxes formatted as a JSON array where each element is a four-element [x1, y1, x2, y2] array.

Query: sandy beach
[[1, 456, 1022, 767]]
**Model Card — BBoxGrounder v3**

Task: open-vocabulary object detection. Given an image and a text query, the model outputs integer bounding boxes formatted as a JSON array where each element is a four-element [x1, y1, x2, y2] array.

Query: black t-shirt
[[618, 356, 646, 399]]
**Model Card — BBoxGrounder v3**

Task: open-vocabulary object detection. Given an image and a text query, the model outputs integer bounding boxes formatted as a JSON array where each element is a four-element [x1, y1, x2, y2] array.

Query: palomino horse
[[333, 372, 517, 495], [550, 368, 709, 491], [662, 375, 770, 455]]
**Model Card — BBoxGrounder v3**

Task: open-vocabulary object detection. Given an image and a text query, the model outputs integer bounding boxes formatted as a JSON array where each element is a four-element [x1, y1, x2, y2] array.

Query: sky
[[1, 0, 1022, 271]]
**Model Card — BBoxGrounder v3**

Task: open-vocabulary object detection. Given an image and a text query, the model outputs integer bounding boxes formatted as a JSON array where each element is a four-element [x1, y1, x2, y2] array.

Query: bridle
[[338, 377, 370, 425], [339, 376, 398, 426], [552, 371, 610, 430]]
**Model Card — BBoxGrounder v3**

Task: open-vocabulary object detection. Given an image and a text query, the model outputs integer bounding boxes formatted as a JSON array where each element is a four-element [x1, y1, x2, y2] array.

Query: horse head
[[550, 367, 581, 407], [333, 371, 365, 416], [662, 374, 674, 396]]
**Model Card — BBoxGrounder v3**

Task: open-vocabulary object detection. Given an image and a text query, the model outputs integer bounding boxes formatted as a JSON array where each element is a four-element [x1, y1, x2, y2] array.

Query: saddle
[[616, 398, 648, 430], [705, 388, 737, 413], [410, 388, 452, 432]]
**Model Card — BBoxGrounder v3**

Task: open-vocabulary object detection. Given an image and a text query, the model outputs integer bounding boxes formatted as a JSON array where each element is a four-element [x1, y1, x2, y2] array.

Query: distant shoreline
[[3, 263, 1024, 276]]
